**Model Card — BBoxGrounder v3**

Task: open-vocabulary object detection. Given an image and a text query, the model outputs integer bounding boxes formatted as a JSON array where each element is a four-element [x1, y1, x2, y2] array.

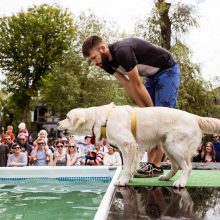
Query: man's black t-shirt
[[102, 38, 176, 77]]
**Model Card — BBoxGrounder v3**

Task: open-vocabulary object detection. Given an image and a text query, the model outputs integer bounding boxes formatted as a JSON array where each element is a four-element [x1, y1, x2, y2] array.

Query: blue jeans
[[144, 64, 180, 108]]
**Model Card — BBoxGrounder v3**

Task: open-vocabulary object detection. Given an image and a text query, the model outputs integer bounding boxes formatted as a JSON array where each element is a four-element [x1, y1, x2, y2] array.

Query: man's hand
[[114, 68, 154, 107]]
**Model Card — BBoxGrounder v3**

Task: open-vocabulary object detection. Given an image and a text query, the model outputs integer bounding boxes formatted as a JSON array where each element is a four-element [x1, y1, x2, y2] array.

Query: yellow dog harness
[[101, 110, 137, 139]]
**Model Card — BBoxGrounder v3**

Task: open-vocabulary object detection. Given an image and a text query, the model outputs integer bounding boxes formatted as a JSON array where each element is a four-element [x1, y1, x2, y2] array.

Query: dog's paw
[[115, 176, 130, 186], [173, 179, 186, 188], [158, 174, 170, 181]]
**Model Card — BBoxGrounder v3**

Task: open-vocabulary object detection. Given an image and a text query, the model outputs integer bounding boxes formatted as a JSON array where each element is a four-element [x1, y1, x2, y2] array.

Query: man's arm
[[114, 67, 154, 107]]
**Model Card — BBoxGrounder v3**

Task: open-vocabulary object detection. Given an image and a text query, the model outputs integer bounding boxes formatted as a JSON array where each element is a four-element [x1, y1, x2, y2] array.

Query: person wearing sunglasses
[[67, 143, 81, 166], [7, 143, 27, 167], [53, 139, 70, 166], [30, 138, 52, 166], [4, 135, 14, 153], [2, 125, 15, 144], [17, 133, 32, 155]]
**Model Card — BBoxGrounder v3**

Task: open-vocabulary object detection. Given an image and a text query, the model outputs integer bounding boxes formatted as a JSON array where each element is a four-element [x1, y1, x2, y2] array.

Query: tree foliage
[[0, 4, 76, 122], [40, 11, 132, 119], [134, 0, 216, 116]]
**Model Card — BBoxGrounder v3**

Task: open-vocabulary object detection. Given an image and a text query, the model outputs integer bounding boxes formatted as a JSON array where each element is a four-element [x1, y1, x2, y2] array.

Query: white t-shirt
[[103, 152, 122, 166]]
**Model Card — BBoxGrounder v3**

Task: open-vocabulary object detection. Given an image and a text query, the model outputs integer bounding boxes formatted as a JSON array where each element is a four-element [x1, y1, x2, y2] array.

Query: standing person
[[211, 134, 220, 162], [2, 125, 15, 144], [67, 143, 81, 166], [7, 143, 27, 167], [85, 144, 104, 166], [0, 142, 9, 167], [18, 133, 33, 165], [82, 36, 180, 176], [18, 133, 32, 156], [3, 135, 14, 153], [80, 136, 95, 164], [30, 138, 52, 166], [201, 142, 216, 163]]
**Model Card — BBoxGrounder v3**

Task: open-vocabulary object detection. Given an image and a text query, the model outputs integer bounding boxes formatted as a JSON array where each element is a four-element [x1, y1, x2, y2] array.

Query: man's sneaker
[[134, 162, 163, 178]]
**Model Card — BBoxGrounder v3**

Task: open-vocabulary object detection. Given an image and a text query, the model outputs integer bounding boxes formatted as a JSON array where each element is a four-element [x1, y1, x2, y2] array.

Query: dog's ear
[[71, 113, 86, 129], [74, 117, 85, 129]]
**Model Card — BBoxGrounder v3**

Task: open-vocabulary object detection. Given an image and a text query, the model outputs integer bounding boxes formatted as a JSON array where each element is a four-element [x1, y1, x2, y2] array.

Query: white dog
[[58, 103, 220, 187]]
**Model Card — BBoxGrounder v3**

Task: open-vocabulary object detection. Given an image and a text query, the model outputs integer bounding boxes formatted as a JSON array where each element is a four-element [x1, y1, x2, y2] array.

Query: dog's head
[[58, 108, 90, 135], [58, 103, 115, 135]]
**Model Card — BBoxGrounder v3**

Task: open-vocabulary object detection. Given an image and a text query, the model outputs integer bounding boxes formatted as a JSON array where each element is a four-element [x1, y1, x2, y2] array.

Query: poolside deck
[[161, 162, 220, 170]]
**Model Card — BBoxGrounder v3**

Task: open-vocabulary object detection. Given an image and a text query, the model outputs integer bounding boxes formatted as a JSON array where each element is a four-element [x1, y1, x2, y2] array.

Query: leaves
[[0, 3, 76, 122]]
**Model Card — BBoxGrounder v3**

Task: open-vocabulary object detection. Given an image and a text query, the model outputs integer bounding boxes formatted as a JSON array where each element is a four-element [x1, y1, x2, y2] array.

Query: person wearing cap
[[7, 143, 27, 167]]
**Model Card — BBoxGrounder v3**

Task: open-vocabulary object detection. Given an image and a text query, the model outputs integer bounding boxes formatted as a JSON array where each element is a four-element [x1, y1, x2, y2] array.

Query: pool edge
[[93, 166, 122, 220]]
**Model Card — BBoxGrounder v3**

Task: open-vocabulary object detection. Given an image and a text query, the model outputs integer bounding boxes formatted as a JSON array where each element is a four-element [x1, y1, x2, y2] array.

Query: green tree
[[41, 11, 132, 118], [0, 4, 76, 123]]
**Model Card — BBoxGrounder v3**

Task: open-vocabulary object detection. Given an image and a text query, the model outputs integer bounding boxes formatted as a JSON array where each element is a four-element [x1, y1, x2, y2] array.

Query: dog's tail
[[197, 116, 220, 135]]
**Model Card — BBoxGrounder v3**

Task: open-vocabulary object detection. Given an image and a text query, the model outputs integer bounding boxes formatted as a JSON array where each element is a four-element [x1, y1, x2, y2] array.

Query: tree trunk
[[21, 99, 31, 123], [156, 0, 171, 50]]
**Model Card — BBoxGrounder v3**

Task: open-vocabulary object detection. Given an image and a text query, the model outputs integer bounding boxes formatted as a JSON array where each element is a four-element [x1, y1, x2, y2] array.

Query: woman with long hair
[[67, 142, 81, 166], [201, 142, 216, 163], [53, 139, 70, 166]]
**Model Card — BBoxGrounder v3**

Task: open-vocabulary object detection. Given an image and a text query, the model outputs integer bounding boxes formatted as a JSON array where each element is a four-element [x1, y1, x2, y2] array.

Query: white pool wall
[[0, 166, 116, 178], [94, 166, 122, 220]]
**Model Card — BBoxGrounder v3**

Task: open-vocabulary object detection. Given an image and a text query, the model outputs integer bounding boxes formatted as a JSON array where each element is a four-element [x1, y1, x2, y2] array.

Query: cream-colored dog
[[58, 103, 220, 187]]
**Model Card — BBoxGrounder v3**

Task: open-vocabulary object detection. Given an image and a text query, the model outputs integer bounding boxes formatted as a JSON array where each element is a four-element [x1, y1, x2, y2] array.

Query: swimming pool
[[0, 166, 122, 220]]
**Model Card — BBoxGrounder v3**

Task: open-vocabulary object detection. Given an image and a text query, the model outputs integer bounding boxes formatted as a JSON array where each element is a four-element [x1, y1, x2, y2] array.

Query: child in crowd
[[2, 125, 15, 144], [18, 122, 29, 138], [85, 144, 104, 166]]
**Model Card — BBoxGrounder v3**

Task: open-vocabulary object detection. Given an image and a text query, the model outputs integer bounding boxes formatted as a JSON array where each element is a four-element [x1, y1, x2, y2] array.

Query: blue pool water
[[0, 178, 111, 220]]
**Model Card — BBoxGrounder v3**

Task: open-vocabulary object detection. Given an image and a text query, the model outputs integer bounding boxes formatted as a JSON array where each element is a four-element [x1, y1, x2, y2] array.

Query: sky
[[0, 0, 219, 86]]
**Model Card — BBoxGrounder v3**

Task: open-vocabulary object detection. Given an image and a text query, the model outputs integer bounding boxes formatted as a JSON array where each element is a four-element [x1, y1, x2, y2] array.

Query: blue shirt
[[31, 149, 49, 166], [213, 141, 220, 162]]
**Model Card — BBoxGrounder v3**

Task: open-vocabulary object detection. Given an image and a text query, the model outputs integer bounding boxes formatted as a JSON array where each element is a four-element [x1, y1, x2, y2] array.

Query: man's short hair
[[82, 35, 103, 57]]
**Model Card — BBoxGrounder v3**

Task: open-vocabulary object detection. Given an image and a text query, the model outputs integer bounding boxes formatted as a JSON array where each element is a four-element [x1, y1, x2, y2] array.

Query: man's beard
[[98, 52, 109, 68]]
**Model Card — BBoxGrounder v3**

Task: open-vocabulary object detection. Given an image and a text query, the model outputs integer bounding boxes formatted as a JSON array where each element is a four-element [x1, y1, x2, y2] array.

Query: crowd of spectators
[[0, 123, 220, 168], [192, 133, 220, 163], [0, 123, 123, 167]]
